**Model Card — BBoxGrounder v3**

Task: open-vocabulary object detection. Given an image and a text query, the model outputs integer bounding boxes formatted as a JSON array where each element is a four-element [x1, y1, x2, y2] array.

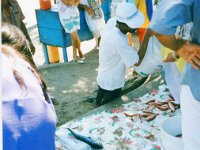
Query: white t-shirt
[[80, 0, 105, 31], [97, 19, 139, 90]]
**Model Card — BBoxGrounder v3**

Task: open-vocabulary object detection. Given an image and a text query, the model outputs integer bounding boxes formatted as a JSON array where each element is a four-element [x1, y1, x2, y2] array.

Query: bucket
[[47, 46, 60, 63], [133, 36, 163, 77], [40, 0, 51, 10], [160, 116, 183, 150]]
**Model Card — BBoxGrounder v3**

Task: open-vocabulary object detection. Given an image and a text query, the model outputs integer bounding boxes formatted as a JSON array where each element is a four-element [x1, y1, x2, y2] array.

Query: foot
[[75, 59, 84, 64], [80, 57, 85, 61], [132, 70, 139, 77], [92, 45, 99, 50]]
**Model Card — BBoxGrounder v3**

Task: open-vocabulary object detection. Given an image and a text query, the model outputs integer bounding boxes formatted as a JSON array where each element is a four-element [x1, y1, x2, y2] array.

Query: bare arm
[[135, 28, 153, 66], [153, 31, 200, 69], [78, 4, 94, 15]]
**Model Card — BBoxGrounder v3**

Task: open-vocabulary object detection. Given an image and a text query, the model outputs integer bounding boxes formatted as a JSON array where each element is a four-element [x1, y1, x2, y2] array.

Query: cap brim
[[125, 11, 145, 29]]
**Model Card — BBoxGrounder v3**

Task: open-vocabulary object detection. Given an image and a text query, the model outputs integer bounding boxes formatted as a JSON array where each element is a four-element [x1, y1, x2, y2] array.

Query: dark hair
[[116, 20, 137, 34], [116, 20, 129, 27]]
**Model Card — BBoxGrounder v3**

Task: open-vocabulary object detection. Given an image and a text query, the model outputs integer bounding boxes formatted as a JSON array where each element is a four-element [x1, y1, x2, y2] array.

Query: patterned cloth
[[87, 0, 103, 19], [56, 85, 181, 150], [80, 0, 105, 33], [57, 0, 80, 33], [1, 0, 25, 28]]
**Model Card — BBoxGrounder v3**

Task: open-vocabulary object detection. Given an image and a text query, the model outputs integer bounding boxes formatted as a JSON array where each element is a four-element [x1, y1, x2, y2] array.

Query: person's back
[[96, 3, 144, 106], [2, 45, 57, 150], [98, 21, 138, 90]]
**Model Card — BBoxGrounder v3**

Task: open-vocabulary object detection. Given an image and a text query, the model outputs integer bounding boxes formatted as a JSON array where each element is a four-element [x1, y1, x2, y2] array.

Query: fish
[[142, 110, 155, 114], [168, 101, 175, 112], [146, 114, 157, 122], [123, 111, 138, 117], [156, 101, 168, 106], [171, 101, 180, 109], [131, 115, 138, 121], [146, 103, 155, 111], [145, 99, 155, 104], [68, 128, 103, 149], [138, 114, 143, 123], [141, 113, 152, 118], [167, 98, 175, 102], [156, 104, 169, 111]]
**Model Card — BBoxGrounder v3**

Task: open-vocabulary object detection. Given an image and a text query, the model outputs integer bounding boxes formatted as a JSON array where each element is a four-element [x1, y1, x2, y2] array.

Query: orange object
[[137, 28, 147, 43], [47, 46, 60, 63], [40, 0, 51, 10]]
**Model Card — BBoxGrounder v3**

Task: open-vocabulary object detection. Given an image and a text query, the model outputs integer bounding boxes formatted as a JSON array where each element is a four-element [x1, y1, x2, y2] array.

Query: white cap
[[116, 2, 144, 28]]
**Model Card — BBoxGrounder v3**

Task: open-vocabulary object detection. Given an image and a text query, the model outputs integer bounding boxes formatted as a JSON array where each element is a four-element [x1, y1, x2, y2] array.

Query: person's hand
[[189, 50, 200, 70], [163, 52, 179, 62], [177, 41, 200, 69], [145, 28, 154, 38], [86, 6, 94, 15], [30, 42, 35, 55]]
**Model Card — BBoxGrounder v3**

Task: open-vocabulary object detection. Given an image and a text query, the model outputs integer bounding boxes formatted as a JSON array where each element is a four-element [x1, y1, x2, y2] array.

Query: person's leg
[[94, 37, 98, 49], [97, 37, 101, 47], [73, 31, 84, 59], [96, 86, 106, 106], [100, 88, 121, 105], [70, 32, 78, 61], [92, 30, 101, 49]]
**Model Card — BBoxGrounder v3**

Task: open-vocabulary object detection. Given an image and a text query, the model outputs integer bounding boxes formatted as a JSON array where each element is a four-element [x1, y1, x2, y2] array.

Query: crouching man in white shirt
[[96, 2, 144, 106]]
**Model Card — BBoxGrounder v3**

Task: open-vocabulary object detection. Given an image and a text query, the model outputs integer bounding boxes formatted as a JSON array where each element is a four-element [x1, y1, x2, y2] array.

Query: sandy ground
[[28, 25, 102, 126]]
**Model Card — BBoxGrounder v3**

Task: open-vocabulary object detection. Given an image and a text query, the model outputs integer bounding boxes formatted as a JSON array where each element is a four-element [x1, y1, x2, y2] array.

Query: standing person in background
[[2, 45, 57, 150], [144, 0, 200, 149], [96, 3, 144, 106], [57, 0, 85, 64], [1, 0, 36, 55], [79, 0, 105, 49], [110, 0, 126, 17]]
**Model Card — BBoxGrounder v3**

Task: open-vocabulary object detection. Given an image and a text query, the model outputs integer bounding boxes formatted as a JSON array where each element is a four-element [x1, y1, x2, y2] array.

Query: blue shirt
[[2, 53, 57, 150], [149, 0, 200, 101]]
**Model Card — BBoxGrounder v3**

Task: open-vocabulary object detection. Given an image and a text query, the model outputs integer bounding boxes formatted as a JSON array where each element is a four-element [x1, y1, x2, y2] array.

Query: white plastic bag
[[162, 62, 181, 103]]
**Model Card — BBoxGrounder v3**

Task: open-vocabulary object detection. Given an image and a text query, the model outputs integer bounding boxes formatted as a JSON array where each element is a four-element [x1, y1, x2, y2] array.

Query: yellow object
[[135, 0, 150, 28], [160, 47, 186, 73], [127, 33, 134, 47], [47, 46, 60, 63], [175, 57, 186, 73]]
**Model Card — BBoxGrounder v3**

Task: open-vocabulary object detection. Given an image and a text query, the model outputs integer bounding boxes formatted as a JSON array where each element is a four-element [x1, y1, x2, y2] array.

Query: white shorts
[[92, 29, 103, 38]]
